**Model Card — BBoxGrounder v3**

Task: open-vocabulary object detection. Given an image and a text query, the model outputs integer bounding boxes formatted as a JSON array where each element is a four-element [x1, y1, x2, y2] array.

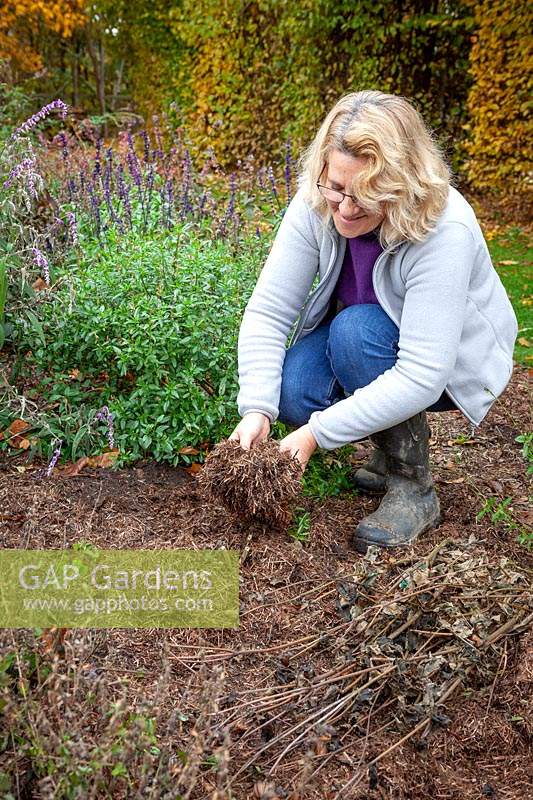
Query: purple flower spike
[[3, 158, 39, 199], [32, 247, 50, 285], [104, 148, 113, 212], [96, 406, 114, 449], [284, 137, 292, 204], [56, 131, 69, 166], [12, 99, 68, 139], [66, 211, 78, 246], [141, 130, 151, 164], [257, 166, 266, 191], [228, 172, 236, 217], [46, 440, 63, 477], [93, 137, 103, 180], [117, 164, 133, 229], [3, 157, 35, 189], [268, 166, 279, 203]]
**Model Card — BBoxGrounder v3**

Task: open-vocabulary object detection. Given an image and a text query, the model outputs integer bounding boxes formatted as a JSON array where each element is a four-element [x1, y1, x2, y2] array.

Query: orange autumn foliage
[[0, 0, 87, 74]]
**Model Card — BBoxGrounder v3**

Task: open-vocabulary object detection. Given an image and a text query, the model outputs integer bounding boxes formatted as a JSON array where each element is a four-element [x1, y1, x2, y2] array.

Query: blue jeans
[[278, 304, 457, 428]]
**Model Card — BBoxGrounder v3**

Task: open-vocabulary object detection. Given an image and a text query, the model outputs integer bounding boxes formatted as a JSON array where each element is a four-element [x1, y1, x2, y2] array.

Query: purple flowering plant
[[95, 405, 115, 450], [1, 98, 75, 352], [1, 96, 297, 463]]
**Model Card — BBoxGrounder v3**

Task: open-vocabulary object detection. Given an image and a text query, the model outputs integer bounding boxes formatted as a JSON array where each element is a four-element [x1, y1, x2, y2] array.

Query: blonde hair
[[297, 90, 451, 248]]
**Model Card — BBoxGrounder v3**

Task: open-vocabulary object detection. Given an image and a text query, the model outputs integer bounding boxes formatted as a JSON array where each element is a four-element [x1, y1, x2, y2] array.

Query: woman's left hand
[[279, 424, 318, 470]]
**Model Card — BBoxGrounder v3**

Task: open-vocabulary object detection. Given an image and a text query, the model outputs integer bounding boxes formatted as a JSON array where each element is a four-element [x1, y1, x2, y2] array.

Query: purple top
[[333, 228, 383, 307]]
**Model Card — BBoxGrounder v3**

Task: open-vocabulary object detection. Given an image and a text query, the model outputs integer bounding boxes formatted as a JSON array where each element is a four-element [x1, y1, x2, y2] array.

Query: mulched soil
[[0, 365, 531, 799]]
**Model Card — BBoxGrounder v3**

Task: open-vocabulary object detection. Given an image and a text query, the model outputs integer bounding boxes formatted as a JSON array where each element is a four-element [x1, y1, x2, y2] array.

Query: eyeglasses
[[316, 182, 361, 206]]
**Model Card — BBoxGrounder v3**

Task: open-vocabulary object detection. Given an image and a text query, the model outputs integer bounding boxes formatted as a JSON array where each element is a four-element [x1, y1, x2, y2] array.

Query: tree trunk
[[72, 38, 80, 109], [111, 59, 124, 112], [86, 24, 107, 134]]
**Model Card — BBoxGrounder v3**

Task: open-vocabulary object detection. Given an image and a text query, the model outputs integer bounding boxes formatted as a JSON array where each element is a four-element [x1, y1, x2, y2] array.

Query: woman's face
[[323, 150, 384, 238]]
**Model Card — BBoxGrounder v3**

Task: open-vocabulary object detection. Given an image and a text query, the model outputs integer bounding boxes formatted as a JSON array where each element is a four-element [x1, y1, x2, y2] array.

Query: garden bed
[[0, 366, 531, 799]]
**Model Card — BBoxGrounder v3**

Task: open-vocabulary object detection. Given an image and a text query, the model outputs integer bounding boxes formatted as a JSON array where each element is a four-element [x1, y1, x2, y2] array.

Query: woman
[[229, 90, 518, 552]]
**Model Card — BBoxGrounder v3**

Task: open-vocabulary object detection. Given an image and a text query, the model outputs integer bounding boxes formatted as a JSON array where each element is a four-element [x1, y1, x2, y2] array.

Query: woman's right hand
[[228, 412, 271, 450]]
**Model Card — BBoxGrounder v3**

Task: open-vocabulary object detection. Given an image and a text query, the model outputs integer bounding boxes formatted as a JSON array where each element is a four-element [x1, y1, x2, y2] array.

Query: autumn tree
[[0, 0, 87, 76]]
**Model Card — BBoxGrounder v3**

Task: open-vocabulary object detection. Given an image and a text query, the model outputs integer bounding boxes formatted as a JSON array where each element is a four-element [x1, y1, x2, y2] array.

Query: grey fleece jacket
[[237, 186, 518, 450]]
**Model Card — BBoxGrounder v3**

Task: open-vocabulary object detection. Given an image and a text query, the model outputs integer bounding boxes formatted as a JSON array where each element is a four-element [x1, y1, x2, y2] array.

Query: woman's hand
[[279, 424, 317, 470], [229, 412, 271, 450]]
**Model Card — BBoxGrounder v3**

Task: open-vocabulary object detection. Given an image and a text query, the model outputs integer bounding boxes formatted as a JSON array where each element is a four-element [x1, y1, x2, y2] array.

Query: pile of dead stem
[[198, 439, 303, 529], [1, 536, 531, 798], [191, 536, 531, 798]]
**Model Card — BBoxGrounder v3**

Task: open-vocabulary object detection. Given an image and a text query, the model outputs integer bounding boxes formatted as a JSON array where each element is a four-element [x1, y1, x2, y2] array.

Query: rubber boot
[[354, 411, 440, 552], [352, 446, 387, 493]]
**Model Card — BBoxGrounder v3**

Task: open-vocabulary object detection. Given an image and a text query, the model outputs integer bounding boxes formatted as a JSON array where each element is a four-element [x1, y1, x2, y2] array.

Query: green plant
[[489, 228, 533, 365], [288, 508, 311, 542], [301, 447, 357, 500], [476, 496, 515, 526], [515, 432, 533, 475], [475, 494, 532, 548], [6, 223, 263, 465], [518, 525, 533, 548]]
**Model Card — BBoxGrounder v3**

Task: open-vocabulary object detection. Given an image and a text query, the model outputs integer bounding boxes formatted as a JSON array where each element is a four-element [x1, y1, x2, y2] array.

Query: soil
[[0, 365, 531, 799]]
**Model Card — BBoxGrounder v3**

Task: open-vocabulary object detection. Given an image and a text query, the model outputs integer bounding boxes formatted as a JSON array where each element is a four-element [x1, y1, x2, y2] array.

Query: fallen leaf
[[69, 369, 81, 380], [32, 277, 48, 291], [87, 449, 120, 469], [518, 337, 531, 347], [9, 419, 31, 435], [15, 466, 27, 473], [178, 446, 200, 455], [10, 436, 30, 450], [497, 259, 518, 266], [39, 627, 68, 654], [61, 456, 89, 476], [185, 463, 203, 475]]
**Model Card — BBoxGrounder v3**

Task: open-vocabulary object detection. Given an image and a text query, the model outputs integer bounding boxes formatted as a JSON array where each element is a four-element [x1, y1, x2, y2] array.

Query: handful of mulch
[[197, 439, 303, 529]]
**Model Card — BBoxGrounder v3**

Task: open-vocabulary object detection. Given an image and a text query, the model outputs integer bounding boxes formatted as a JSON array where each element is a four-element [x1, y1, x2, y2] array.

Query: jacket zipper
[[289, 228, 341, 344]]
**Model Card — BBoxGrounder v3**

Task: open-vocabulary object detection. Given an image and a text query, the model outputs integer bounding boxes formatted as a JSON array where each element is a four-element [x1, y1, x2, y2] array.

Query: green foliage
[[489, 227, 533, 365], [6, 224, 261, 465], [476, 496, 514, 525], [476, 494, 532, 548], [288, 508, 311, 543], [515, 432, 533, 476], [301, 447, 357, 500], [0, 80, 34, 139]]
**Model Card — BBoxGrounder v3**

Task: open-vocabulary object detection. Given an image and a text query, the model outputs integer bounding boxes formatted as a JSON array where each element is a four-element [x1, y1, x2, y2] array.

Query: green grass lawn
[[489, 226, 533, 366]]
